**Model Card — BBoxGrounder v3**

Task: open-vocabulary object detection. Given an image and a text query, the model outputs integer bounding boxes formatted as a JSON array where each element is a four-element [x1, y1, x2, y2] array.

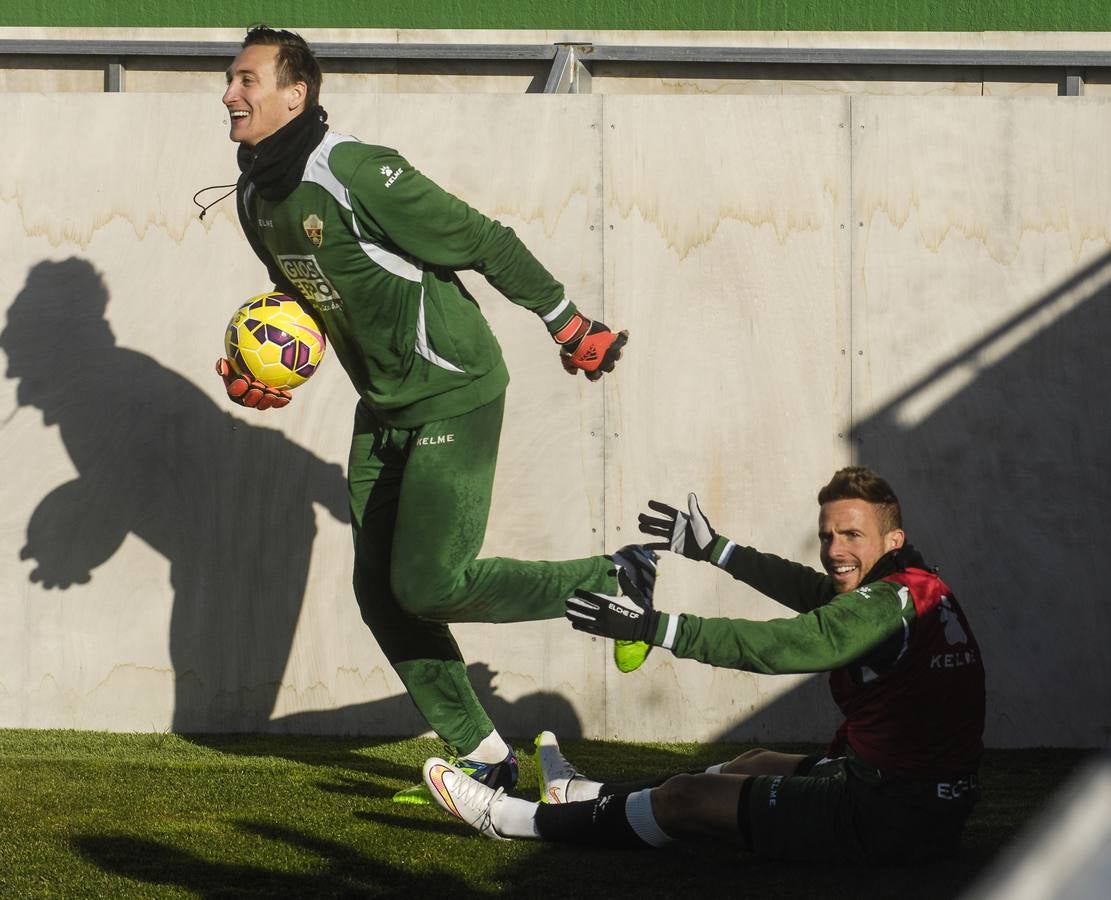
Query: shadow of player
[[2, 257, 348, 732], [74, 826, 480, 899], [179, 659, 585, 799], [268, 660, 586, 741]]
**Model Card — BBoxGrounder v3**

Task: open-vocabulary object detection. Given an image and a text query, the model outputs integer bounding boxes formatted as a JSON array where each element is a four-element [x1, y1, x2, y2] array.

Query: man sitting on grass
[[421, 467, 986, 864]]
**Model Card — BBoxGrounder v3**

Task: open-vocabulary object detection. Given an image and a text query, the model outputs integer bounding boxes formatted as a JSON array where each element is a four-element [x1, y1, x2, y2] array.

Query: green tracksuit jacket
[[651, 540, 919, 675], [650, 540, 985, 778], [236, 132, 581, 426]]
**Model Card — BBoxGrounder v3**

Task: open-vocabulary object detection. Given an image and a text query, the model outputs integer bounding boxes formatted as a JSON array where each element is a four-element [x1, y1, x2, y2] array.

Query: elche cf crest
[[303, 213, 324, 247]]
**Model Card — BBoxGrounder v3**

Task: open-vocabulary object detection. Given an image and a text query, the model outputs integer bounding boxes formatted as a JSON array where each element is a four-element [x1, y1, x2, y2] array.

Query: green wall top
[[4, 0, 1111, 31]]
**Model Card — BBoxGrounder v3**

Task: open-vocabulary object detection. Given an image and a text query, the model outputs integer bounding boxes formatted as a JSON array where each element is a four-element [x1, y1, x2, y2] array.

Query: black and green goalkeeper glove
[[566, 569, 660, 643], [637, 492, 718, 561]]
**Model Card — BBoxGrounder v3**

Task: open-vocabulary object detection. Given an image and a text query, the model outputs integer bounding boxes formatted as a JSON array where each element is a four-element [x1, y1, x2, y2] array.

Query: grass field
[[0, 730, 1092, 899]]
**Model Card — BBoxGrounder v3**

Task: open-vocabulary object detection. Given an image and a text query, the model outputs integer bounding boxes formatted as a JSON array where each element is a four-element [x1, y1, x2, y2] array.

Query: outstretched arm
[[639, 493, 834, 613], [568, 579, 914, 676]]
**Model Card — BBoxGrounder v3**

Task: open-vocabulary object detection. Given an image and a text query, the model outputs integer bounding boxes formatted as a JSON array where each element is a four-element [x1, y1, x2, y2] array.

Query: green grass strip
[[3, 0, 1111, 31], [0, 728, 1094, 899]]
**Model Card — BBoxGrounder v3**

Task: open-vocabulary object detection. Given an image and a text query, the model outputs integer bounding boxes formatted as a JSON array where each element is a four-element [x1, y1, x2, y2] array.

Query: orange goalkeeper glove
[[215, 358, 291, 410], [553, 313, 629, 381]]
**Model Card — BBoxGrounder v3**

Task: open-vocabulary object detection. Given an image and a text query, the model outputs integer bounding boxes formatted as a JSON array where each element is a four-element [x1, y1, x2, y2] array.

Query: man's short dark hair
[[243, 25, 322, 110], [818, 466, 902, 533]]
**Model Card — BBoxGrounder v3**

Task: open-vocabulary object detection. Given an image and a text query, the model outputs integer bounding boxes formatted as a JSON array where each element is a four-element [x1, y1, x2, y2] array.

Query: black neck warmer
[[238, 105, 329, 201], [862, 543, 930, 585]]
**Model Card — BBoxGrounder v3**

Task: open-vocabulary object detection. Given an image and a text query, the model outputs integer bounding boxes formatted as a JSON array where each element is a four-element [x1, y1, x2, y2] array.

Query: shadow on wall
[[708, 674, 839, 747], [697, 252, 1111, 750], [267, 661, 585, 740], [2, 258, 349, 733], [852, 250, 1111, 747]]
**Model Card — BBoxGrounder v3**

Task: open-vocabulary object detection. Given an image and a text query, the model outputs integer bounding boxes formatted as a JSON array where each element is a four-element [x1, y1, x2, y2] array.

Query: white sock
[[464, 730, 511, 764], [565, 776, 603, 802], [490, 794, 541, 839], [704, 763, 725, 775], [624, 789, 675, 847]]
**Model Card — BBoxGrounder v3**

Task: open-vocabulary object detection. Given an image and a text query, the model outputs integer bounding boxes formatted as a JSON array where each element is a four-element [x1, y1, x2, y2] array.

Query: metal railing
[[1, 39, 1106, 95]]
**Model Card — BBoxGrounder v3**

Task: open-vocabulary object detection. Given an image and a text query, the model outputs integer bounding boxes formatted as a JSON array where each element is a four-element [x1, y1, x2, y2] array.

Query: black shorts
[[742, 756, 978, 864]]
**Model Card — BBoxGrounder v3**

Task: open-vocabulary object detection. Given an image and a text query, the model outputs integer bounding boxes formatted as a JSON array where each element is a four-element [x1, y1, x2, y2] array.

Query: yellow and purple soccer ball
[[224, 292, 326, 390]]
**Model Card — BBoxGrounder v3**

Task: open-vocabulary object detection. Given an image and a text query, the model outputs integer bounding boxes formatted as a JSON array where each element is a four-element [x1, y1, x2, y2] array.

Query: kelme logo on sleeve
[[379, 165, 404, 188], [276, 254, 342, 311], [303, 214, 324, 247]]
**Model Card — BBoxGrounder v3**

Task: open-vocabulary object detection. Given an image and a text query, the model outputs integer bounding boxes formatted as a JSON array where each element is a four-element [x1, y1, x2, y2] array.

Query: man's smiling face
[[222, 43, 304, 147], [818, 498, 905, 593]]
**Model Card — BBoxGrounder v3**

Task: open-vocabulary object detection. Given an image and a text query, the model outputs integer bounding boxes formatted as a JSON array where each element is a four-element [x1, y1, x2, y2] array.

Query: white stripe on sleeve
[[714, 541, 736, 568], [660, 613, 679, 651], [541, 297, 570, 323]]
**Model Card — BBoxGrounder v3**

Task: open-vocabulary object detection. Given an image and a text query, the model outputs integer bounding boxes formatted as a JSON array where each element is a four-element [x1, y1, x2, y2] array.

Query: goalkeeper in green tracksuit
[[214, 27, 648, 800]]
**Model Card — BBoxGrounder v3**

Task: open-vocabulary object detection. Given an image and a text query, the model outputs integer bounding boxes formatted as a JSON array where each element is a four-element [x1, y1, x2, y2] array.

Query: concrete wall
[[2, 91, 1108, 747]]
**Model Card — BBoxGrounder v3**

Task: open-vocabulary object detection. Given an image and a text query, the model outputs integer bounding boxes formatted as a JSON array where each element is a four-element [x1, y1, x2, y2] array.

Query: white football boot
[[534, 731, 600, 804], [422, 757, 509, 840]]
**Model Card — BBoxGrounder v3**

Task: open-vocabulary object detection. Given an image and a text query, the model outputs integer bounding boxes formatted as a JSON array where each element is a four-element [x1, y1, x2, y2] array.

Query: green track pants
[[348, 392, 615, 755]]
